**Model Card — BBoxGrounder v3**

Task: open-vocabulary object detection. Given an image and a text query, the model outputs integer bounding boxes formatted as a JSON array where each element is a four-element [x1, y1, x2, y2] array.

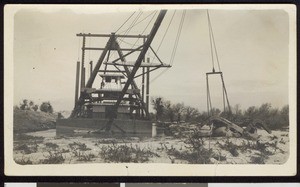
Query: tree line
[[15, 99, 54, 113], [151, 97, 289, 130]]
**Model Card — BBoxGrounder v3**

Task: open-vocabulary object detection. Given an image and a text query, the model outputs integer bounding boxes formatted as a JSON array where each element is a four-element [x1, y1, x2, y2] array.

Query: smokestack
[[74, 61, 80, 106], [89, 61, 93, 78]]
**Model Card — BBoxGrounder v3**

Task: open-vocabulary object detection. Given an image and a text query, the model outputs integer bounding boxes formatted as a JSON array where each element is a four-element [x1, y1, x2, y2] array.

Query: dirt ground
[[13, 127, 289, 165]]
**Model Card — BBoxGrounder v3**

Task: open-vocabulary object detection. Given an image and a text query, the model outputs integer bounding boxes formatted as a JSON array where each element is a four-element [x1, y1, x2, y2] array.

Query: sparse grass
[[165, 130, 217, 164], [45, 142, 59, 150], [40, 150, 65, 164], [14, 133, 44, 154], [99, 143, 159, 163], [216, 138, 239, 157], [14, 141, 39, 154], [40, 142, 65, 164], [68, 142, 94, 161]]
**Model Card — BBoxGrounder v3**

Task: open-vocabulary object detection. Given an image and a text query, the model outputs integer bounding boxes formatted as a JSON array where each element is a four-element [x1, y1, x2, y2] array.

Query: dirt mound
[[14, 108, 57, 133]]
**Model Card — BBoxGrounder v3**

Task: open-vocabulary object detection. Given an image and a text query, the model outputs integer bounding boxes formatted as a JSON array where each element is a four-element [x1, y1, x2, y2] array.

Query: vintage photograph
[[4, 5, 296, 176]]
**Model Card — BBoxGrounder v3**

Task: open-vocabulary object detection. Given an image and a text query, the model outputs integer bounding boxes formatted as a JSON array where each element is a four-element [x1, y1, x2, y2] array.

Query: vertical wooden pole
[[146, 57, 150, 112], [80, 36, 86, 89], [141, 37, 146, 117], [74, 61, 80, 106], [82, 67, 86, 89], [89, 61, 93, 78], [206, 74, 210, 116]]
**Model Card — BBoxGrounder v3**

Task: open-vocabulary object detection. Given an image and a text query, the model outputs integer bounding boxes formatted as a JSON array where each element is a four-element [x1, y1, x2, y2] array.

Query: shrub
[[165, 130, 216, 164], [40, 150, 65, 164], [40, 102, 53, 113], [41, 142, 65, 164], [32, 105, 39, 111], [217, 138, 239, 157], [68, 142, 94, 161]]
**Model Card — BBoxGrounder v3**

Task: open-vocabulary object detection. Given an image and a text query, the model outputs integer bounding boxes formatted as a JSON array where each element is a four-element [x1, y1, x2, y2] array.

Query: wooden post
[[80, 36, 86, 89], [82, 67, 86, 89], [152, 122, 157, 137], [146, 57, 150, 112], [141, 37, 146, 117], [89, 61, 93, 78], [142, 67, 145, 117], [74, 61, 80, 106]]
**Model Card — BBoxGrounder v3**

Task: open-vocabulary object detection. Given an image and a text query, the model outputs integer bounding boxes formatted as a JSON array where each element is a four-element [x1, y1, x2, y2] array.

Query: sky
[[13, 6, 290, 112]]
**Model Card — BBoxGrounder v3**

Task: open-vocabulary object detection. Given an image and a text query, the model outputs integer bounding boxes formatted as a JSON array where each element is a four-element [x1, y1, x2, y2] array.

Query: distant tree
[[184, 106, 199, 122], [151, 97, 164, 121], [210, 107, 221, 116], [40, 102, 53, 113], [20, 99, 29, 110], [244, 106, 257, 119], [173, 103, 185, 123], [164, 101, 175, 122], [32, 104, 39, 111], [258, 103, 272, 119], [57, 112, 64, 119], [233, 104, 242, 116], [29, 100, 34, 109], [280, 105, 289, 126]]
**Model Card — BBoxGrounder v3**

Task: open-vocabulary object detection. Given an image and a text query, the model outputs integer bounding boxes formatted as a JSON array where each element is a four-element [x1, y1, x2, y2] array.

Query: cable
[[117, 38, 140, 48], [118, 11, 156, 34], [115, 11, 136, 33], [110, 11, 143, 61], [118, 11, 144, 35], [150, 10, 186, 83], [130, 11, 158, 50], [207, 10, 221, 72], [151, 10, 176, 63], [207, 10, 215, 71], [169, 10, 186, 65]]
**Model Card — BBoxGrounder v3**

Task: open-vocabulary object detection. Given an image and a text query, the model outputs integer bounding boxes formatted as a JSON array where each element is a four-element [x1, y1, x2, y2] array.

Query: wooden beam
[[77, 33, 148, 38], [98, 70, 126, 73], [83, 47, 142, 52], [206, 71, 222, 75]]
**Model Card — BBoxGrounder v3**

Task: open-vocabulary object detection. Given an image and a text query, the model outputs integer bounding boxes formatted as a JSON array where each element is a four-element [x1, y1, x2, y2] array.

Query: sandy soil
[[13, 129, 289, 165]]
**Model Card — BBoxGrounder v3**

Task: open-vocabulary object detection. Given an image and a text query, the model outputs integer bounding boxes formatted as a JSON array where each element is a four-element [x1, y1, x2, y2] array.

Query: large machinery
[[57, 10, 171, 136]]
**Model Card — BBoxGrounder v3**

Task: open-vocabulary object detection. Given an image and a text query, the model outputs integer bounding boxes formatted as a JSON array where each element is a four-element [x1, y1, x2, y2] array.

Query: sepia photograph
[[4, 4, 296, 176]]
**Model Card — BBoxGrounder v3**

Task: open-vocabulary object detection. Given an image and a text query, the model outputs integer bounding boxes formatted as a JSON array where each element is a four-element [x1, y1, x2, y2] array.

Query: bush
[[41, 142, 65, 164], [165, 130, 216, 164], [69, 142, 94, 161], [40, 151, 65, 164], [40, 102, 53, 113], [217, 138, 239, 157]]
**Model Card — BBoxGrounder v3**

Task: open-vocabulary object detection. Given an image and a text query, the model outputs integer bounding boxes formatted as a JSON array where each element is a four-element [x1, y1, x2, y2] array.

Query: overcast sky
[[13, 6, 289, 112]]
